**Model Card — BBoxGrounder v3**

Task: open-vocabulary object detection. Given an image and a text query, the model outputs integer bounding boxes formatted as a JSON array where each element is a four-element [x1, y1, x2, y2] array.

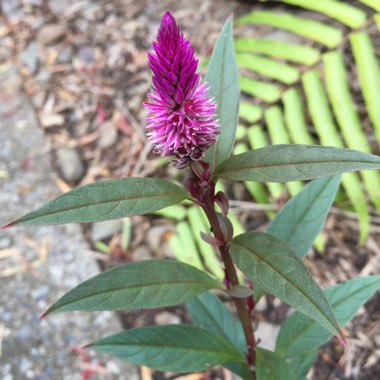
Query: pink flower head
[[145, 12, 219, 168]]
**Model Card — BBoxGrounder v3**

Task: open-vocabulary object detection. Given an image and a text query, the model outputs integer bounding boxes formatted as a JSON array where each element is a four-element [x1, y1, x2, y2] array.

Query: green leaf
[[230, 232, 341, 336], [89, 324, 244, 372], [288, 349, 318, 380], [246, 126, 285, 200], [240, 76, 281, 103], [169, 221, 204, 270], [360, 0, 380, 12], [323, 51, 380, 210], [234, 142, 271, 207], [302, 69, 370, 243], [267, 175, 341, 259], [214, 144, 380, 183], [153, 204, 187, 220], [187, 291, 245, 355], [234, 37, 320, 65], [281, 0, 366, 28], [43, 260, 222, 315], [239, 101, 262, 124], [3, 178, 189, 228], [205, 17, 240, 172], [236, 11, 342, 48], [264, 106, 303, 196], [236, 53, 299, 84], [350, 32, 380, 145], [276, 275, 380, 358], [256, 347, 296, 380], [282, 88, 314, 145], [187, 207, 224, 279]]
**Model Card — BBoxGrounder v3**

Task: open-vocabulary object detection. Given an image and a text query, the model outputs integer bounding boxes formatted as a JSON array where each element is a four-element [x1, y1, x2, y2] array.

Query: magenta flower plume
[[145, 12, 219, 168]]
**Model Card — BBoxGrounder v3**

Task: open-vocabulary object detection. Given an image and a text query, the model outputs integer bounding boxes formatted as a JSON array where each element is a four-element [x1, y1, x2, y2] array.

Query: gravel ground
[[0, 66, 139, 380]]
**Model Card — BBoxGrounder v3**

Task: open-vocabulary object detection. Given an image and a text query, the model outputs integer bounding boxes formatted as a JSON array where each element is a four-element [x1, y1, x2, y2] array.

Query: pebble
[[98, 121, 118, 149], [2, 311, 13, 322], [56, 147, 85, 183], [19, 42, 38, 73], [146, 225, 169, 253], [40, 113, 65, 128], [154, 311, 181, 325], [37, 24, 65, 46], [36, 69, 52, 83], [57, 47, 72, 64], [20, 357, 31, 372], [31, 286, 49, 301], [91, 219, 122, 241], [133, 246, 151, 261]]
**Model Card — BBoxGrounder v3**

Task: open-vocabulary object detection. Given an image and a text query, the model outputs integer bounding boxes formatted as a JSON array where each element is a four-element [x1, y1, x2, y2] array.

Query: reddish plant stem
[[201, 187, 257, 380]]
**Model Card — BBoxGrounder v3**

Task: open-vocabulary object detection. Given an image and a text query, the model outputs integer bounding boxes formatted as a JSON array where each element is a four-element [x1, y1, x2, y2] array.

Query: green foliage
[[214, 144, 380, 182], [230, 232, 341, 337], [256, 347, 296, 380], [275, 275, 380, 357], [287, 350, 318, 380], [267, 175, 341, 259], [187, 292, 251, 379], [205, 16, 240, 171], [187, 292, 245, 354], [3, 178, 189, 228], [89, 324, 244, 372], [43, 260, 222, 315], [236, 0, 380, 240], [254, 175, 341, 301]]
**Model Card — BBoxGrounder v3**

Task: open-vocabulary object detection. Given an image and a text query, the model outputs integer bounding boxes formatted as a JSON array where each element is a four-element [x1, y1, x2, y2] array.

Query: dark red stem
[[201, 185, 257, 379]]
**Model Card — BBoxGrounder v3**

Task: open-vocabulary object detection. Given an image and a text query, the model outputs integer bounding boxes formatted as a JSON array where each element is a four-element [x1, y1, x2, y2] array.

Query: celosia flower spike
[[145, 12, 219, 168]]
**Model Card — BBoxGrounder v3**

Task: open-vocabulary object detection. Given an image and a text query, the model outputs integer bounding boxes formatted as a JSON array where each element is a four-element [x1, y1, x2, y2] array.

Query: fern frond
[[235, 0, 380, 241], [237, 10, 342, 47]]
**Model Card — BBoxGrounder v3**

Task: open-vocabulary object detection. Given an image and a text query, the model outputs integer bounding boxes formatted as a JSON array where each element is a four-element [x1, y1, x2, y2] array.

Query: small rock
[[57, 47, 72, 64], [36, 69, 52, 83], [155, 311, 181, 325], [31, 286, 49, 300], [32, 91, 46, 109], [91, 220, 122, 241], [105, 360, 121, 375], [19, 42, 38, 73], [2, 311, 13, 321], [98, 121, 118, 149], [20, 357, 31, 372], [146, 225, 171, 253], [40, 113, 65, 128], [78, 46, 94, 65], [37, 24, 65, 46], [133, 246, 151, 261], [56, 147, 85, 183]]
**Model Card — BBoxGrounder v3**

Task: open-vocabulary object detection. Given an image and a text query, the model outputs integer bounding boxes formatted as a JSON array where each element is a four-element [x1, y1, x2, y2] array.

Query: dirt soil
[[1, 0, 379, 379]]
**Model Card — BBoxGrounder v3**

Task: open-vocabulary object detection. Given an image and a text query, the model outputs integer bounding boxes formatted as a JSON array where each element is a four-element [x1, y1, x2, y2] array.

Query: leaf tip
[[39, 310, 49, 320], [1, 222, 13, 230], [337, 331, 349, 350], [39, 306, 54, 320]]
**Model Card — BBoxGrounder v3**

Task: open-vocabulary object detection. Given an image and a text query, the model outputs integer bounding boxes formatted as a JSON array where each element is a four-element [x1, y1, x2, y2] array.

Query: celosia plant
[[2, 12, 380, 380]]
